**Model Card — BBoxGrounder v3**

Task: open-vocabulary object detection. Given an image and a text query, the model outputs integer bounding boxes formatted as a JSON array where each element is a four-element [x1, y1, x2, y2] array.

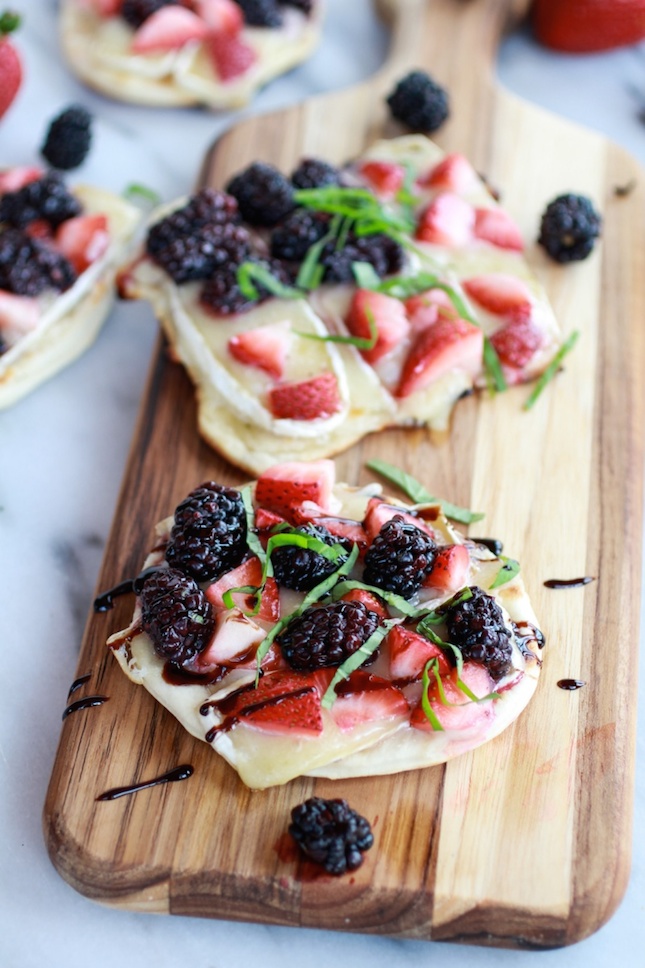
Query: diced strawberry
[[396, 317, 483, 398], [417, 153, 479, 194], [205, 557, 280, 624], [474, 207, 524, 251], [404, 288, 456, 332], [223, 670, 328, 736], [490, 314, 544, 371], [268, 371, 341, 421], [416, 192, 475, 247], [228, 321, 291, 380], [255, 460, 336, 517], [363, 497, 435, 542], [410, 663, 495, 732], [131, 6, 210, 53], [254, 507, 286, 532], [345, 289, 409, 365], [462, 273, 532, 318], [208, 30, 257, 81], [0, 290, 40, 341], [387, 625, 451, 682], [289, 500, 369, 552], [192, 607, 265, 669], [329, 671, 408, 731], [54, 214, 110, 274], [424, 544, 470, 593], [358, 160, 406, 198], [195, 0, 243, 33], [24, 220, 52, 240], [83, 0, 122, 15], [339, 588, 389, 620], [0, 166, 43, 194]]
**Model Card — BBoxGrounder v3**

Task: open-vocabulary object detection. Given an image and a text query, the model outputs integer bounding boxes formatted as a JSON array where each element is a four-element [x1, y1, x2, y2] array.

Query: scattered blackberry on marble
[[362, 515, 437, 599], [271, 523, 349, 591], [278, 600, 380, 671], [121, 0, 174, 28], [386, 70, 449, 133], [270, 209, 329, 262], [538, 193, 602, 263], [200, 257, 293, 316], [139, 567, 214, 667], [233, 0, 282, 26], [291, 157, 340, 190], [152, 222, 251, 284], [165, 482, 247, 582], [0, 172, 81, 229], [289, 797, 374, 875], [226, 162, 295, 227], [146, 189, 240, 258], [443, 586, 513, 681], [0, 229, 77, 296], [41, 105, 93, 171]]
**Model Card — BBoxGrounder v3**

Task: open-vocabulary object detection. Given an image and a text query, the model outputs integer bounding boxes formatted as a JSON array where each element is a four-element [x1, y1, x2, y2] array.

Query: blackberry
[[152, 223, 251, 284], [271, 524, 349, 591], [165, 482, 247, 582], [538, 193, 602, 263], [41, 105, 92, 171], [283, 0, 314, 12], [291, 157, 340, 190], [146, 189, 240, 258], [386, 70, 450, 133], [270, 209, 329, 262], [443, 586, 513, 680], [289, 797, 374, 875], [233, 0, 282, 26], [0, 229, 77, 296], [200, 257, 292, 316], [278, 601, 379, 671], [226, 162, 295, 227], [362, 515, 437, 599], [0, 173, 81, 229], [139, 567, 214, 666], [121, 0, 174, 28], [320, 232, 404, 283]]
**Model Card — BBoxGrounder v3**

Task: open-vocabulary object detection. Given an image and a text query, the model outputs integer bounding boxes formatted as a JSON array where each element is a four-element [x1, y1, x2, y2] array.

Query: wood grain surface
[[43, 0, 645, 948]]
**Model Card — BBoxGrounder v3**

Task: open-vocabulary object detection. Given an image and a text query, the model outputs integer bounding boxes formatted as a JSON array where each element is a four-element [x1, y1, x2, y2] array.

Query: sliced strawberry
[[0, 13, 22, 120], [410, 663, 495, 732], [424, 544, 470, 593], [363, 497, 435, 543], [329, 671, 408, 731], [490, 315, 544, 370], [416, 192, 475, 247], [462, 273, 532, 318], [205, 557, 280, 624], [387, 625, 451, 682], [255, 459, 336, 517], [417, 153, 479, 194], [268, 371, 341, 421], [254, 506, 286, 532], [228, 321, 291, 380], [404, 288, 456, 332], [345, 288, 409, 365], [208, 30, 257, 81], [0, 166, 43, 194], [54, 214, 110, 274], [221, 670, 328, 736], [131, 6, 210, 53], [0, 290, 40, 342], [195, 0, 243, 33], [532, 0, 645, 53], [192, 607, 265, 669], [358, 160, 406, 198], [339, 587, 389, 620], [474, 207, 524, 251], [396, 317, 483, 398]]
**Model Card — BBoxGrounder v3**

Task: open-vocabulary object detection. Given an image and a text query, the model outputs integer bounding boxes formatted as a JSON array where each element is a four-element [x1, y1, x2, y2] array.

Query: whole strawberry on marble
[[532, 0, 645, 53], [0, 10, 22, 119]]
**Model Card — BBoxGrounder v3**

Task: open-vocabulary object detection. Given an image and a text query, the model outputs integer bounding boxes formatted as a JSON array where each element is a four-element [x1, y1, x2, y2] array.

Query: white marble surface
[[1, 1, 644, 965]]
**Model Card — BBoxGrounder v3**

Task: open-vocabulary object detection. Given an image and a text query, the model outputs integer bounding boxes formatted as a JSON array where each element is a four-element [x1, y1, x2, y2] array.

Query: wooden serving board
[[44, 0, 645, 949]]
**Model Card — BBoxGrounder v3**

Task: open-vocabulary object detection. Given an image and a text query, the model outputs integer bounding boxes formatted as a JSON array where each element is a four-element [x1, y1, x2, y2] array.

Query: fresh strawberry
[[329, 671, 408, 731], [228, 321, 291, 380], [255, 459, 336, 517], [474, 207, 524, 251], [196, 0, 243, 33], [424, 544, 470, 593], [191, 607, 265, 669], [490, 315, 544, 370], [254, 506, 286, 533], [462, 273, 532, 317], [205, 557, 280, 624], [24, 220, 52, 240], [363, 497, 435, 542], [289, 501, 369, 552], [268, 371, 341, 421], [0, 12, 22, 120], [208, 30, 257, 81], [404, 288, 456, 332], [0, 166, 43, 193], [387, 625, 451, 682], [131, 6, 210, 53], [532, 0, 645, 53], [54, 214, 110, 273], [416, 192, 475, 247], [345, 289, 409, 364], [223, 671, 327, 736], [358, 160, 406, 198], [410, 663, 495, 732], [396, 317, 483, 398], [417, 153, 479, 194], [0, 290, 40, 343], [85, 0, 122, 14], [339, 587, 389, 620]]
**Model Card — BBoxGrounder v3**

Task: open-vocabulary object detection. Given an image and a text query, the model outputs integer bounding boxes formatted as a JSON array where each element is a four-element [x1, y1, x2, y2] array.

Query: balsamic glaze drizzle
[[96, 765, 194, 801], [472, 537, 504, 555], [62, 695, 108, 720], [93, 567, 161, 612], [557, 679, 586, 691], [67, 673, 91, 700], [544, 576, 595, 589]]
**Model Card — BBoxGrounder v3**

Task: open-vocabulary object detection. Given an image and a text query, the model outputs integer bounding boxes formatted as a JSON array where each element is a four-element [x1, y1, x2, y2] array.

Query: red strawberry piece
[[462, 273, 532, 317], [0, 166, 43, 194], [358, 160, 406, 198], [404, 287, 456, 332], [532, 0, 645, 53], [24, 220, 52, 241], [329, 670, 408, 731], [228, 321, 291, 380], [255, 459, 336, 517], [191, 607, 265, 669], [363, 497, 435, 542], [345, 288, 410, 364], [254, 506, 286, 532], [410, 663, 495, 732], [205, 556, 280, 624], [396, 317, 483, 398], [196, 0, 244, 33], [387, 625, 452, 682], [490, 316, 544, 370], [54, 214, 110, 274], [0, 290, 40, 342], [208, 30, 257, 81], [474, 207, 524, 251], [423, 544, 470, 593], [289, 500, 369, 551], [416, 192, 475, 247], [131, 6, 210, 53], [339, 587, 389, 620], [85, 0, 122, 14], [268, 371, 341, 421], [222, 670, 328, 736], [417, 153, 479, 194], [0, 12, 22, 120]]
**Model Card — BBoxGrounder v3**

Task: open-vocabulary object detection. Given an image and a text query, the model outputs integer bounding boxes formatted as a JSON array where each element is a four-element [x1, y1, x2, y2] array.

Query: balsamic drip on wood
[[62, 695, 108, 720], [96, 764, 194, 801], [472, 537, 504, 555], [67, 673, 91, 700], [93, 566, 162, 612], [544, 576, 595, 589], [557, 678, 586, 691]]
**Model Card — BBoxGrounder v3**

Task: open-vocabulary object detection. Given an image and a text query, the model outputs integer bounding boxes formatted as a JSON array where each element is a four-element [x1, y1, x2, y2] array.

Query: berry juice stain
[[96, 764, 194, 801]]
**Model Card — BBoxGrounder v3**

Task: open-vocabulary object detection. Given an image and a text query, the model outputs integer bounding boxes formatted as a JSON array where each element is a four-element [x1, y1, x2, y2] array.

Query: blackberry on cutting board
[[146, 189, 240, 257], [151, 223, 251, 284], [291, 157, 340, 190], [271, 524, 349, 591], [120, 0, 174, 28], [386, 70, 450, 133], [233, 0, 282, 26], [289, 797, 374, 875], [362, 515, 437, 599], [0, 172, 81, 229], [139, 567, 214, 666], [538, 193, 602, 263], [269, 209, 329, 262], [0, 229, 76, 296], [278, 600, 379, 671], [443, 585, 513, 680], [226, 162, 295, 227], [40, 105, 92, 171], [165, 482, 247, 582]]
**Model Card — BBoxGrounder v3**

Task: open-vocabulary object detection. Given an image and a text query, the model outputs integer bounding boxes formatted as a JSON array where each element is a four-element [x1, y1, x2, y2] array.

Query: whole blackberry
[[278, 601, 380, 671], [200, 258, 293, 316], [270, 209, 329, 262], [41, 105, 92, 171], [139, 567, 214, 666], [146, 189, 240, 258], [386, 70, 450, 133], [0, 229, 77, 295], [226, 162, 295, 227], [289, 797, 374, 875], [291, 157, 340, 190], [121, 0, 174, 28], [363, 515, 437, 599], [284, 0, 314, 12], [354, 232, 405, 276], [271, 524, 349, 591], [0, 173, 81, 229], [538, 193, 602, 263], [165, 482, 247, 582], [233, 0, 282, 26], [151, 223, 251, 284], [443, 586, 513, 680]]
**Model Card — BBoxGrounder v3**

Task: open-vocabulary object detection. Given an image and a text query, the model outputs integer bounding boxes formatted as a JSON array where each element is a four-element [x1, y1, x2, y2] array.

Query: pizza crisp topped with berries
[[104, 460, 543, 789]]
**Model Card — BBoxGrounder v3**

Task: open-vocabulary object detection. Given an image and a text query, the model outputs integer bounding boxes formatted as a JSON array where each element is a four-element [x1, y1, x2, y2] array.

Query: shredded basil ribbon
[[365, 458, 484, 525], [236, 262, 301, 301], [523, 329, 580, 410], [321, 619, 399, 709], [489, 555, 520, 589]]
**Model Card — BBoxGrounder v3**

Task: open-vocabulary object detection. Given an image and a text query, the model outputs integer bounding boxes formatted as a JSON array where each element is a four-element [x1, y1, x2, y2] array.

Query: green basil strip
[[123, 182, 161, 208], [330, 579, 420, 617], [489, 555, 520, 589], [421, 659, 445, 731], [415, 588, 473, 634], [295, 223, 337, 290], [295, 304, 377, 350], [523, 330, 580, 411], [376, 271, 440, 300], [222, 584, 262, 616], [352, 261, 382, 291], [483, 335, 508, 394], [365, 458, 484, 524], [240, 486, 266, 566], [236, 262, 301, 301], [321, 619, 398, 709]]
